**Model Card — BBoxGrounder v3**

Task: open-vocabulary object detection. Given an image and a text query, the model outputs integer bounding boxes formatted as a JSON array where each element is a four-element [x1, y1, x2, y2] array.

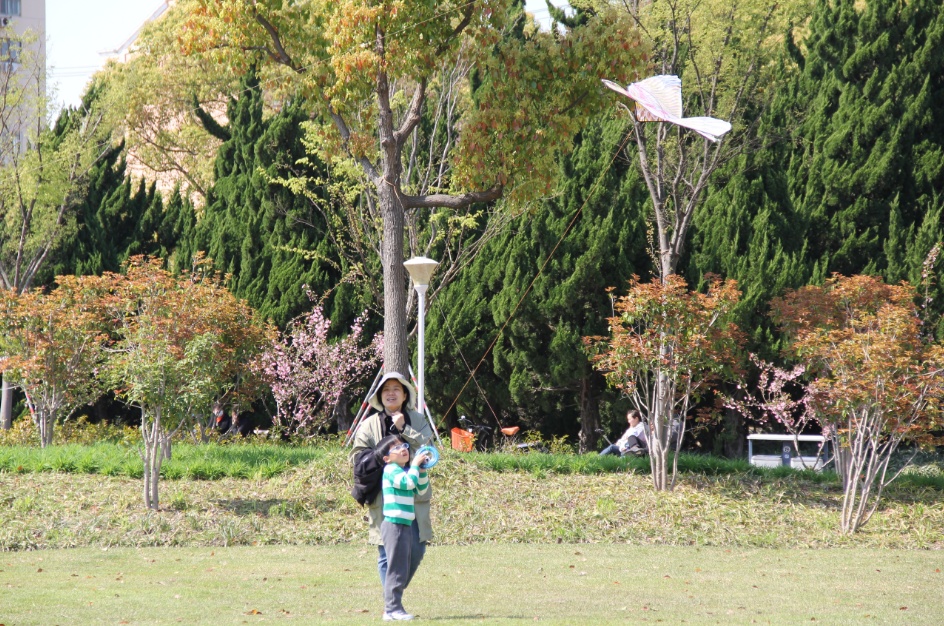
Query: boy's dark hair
[[375, 435, 404, 461]]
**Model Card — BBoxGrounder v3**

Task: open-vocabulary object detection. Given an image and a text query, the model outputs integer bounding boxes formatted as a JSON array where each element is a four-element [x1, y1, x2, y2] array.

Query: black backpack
[[351, 447, 384, 506]]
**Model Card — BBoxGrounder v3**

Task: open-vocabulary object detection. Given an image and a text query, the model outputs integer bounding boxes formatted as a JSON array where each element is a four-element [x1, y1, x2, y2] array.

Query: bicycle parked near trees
[[455, 415, 548, 453]]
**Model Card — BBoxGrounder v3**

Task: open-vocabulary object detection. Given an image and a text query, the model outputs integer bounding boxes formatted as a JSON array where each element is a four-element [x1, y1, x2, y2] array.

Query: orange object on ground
[[451, 427, 474, 452]]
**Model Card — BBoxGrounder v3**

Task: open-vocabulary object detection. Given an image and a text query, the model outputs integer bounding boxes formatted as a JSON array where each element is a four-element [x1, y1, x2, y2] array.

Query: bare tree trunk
[[1, 373, 12, 430], [577, 376, 599, 454], [380, 186, 408, 375], [39, 411, 54, 448], [649, 368, 673, 491], [334, 392, 352, 433], [37, 409, 48, 448], [721, 387, 746, 458], [141, 407, 165, 510], [833, 439, 851, 488], [151, 435, 164, 510], [141, 415, 152, 509]]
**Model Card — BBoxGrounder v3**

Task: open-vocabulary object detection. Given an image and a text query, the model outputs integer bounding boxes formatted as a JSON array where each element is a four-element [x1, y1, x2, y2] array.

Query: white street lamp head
[[404, 256, 439, 287]]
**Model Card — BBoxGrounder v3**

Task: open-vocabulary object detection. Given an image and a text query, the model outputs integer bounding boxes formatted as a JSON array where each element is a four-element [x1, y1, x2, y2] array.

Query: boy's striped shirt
[[382, 463, 429, 525]]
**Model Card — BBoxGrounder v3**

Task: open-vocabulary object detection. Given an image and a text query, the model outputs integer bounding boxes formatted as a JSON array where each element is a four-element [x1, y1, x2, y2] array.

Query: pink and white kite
[[602, 75, 732, 142]]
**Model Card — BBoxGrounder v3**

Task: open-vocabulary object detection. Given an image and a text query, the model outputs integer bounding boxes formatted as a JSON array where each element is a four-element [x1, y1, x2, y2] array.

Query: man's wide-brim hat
[[368, 372, 417, 412]]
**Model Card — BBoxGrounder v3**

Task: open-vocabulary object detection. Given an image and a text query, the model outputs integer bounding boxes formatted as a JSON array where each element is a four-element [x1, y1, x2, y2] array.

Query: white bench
[[747, 434, 828, 471]]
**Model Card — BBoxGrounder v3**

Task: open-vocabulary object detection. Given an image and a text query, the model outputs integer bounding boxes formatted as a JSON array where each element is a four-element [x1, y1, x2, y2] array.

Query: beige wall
[[107, 1, 170, 64], [0, 0, 44, 151], [7, 0, 45, 50], [2, 0, 46, 79]]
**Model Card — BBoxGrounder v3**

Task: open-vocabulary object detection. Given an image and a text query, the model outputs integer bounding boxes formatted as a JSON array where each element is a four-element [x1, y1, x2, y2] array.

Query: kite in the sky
[[602, 75, 732, 142]]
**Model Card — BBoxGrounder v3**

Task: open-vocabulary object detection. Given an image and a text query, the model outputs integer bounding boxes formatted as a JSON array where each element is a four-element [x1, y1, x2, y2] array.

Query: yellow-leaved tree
[[178, 0, 648, 375]]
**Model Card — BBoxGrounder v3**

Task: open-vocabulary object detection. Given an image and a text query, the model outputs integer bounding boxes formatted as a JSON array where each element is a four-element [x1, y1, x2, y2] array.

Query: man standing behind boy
[[350, 372, 434, 586]]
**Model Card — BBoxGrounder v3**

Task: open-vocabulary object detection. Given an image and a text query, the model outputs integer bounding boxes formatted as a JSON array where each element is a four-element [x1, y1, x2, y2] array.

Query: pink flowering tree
[[260, 306, 382, 436], [725, 354, 830, 469]]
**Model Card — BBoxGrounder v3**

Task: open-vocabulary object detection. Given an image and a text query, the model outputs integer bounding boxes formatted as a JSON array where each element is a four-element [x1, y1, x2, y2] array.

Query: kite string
[[435, 301, 501, 426], [439, 123, 635, 425]]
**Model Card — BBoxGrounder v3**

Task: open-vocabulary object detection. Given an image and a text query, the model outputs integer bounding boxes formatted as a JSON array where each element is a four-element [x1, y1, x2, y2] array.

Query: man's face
[[381, 380, 406, 411]]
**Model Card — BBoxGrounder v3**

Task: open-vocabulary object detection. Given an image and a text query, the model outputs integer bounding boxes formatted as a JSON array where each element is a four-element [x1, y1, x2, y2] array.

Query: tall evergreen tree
[[44, 142, 128, 280], [48, 80, 196, 281], [427, 113, 651, 450], [684, 0, 944, 453], [685, 145, 808, 455], [786, 0, 944, 277], [191, 70, 345, 328]]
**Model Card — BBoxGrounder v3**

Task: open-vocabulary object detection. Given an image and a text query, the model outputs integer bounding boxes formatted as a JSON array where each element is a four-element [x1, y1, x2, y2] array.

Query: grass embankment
[[1, 443, 943, 551], [0, 441, 326, 479]]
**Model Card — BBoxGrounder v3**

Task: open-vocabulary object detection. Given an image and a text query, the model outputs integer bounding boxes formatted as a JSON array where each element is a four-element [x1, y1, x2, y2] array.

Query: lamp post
[[403, 256, 439, 419]]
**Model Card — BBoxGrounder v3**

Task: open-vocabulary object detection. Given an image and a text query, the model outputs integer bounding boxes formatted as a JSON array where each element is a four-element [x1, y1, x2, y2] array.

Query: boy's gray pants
[[381, 520, 413, 613]]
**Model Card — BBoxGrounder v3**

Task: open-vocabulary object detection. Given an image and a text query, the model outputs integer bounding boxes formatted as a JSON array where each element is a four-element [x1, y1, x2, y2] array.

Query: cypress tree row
[[428, 0, 944, 449], [49, 83, 193, 281], [785, 0, 944, 281], [190, 69, 345, 328], [684, 33, 811, 358], [690, 0, 944, 330], [42, 2, 944, 444], [46, 143, 131, 280], [683, 145, 808, 455], [680, 0, 944, 451], [427, 113, 651, 449]]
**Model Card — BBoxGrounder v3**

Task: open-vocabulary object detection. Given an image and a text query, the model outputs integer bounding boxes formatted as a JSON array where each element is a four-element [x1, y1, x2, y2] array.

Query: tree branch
[[252, 11, 300, 71], [393, 79, 427, 147], [434, 2, 476, 57], [252, 8, 380, 184], [401, 185, 503, 209]]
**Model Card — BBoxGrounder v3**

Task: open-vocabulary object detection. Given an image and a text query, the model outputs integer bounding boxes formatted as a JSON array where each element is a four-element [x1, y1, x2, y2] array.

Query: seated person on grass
[[599, 410, 648, 456]]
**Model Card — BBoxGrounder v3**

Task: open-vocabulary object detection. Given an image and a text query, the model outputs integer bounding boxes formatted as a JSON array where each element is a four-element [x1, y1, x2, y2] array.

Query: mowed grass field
[[1, 443, 943, 624], [4, 544, 943, 625]]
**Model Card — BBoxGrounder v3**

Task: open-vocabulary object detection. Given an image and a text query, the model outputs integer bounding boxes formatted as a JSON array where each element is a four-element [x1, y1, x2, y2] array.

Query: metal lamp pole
[[403, 256, 439, 419]]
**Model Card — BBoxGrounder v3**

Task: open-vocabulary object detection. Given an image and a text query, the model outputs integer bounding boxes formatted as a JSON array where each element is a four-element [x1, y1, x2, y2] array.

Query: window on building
[[0, 1, 21, 17], [0, 38, 20, 63]]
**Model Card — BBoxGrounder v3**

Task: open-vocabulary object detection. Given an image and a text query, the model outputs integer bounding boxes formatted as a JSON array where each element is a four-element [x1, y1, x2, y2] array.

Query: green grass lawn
[[0, 441, 329, 479], [2, 445, 943, 550], [2, 442, 943, 624], [3, 543, 942, 625]]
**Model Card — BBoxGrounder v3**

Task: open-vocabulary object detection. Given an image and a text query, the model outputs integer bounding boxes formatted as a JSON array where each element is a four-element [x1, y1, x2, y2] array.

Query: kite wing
[[602, 75, 732, 142], [669, 116, 733, 143]]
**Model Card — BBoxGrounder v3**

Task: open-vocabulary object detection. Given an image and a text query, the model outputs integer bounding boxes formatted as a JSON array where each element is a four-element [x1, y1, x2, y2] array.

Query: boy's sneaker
[[627, 445, 645, 455], [382, 611, 415, 621]]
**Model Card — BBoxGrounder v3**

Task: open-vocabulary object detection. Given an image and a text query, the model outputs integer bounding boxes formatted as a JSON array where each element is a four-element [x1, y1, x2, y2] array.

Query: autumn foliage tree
[[0, 275, 108, 447], [179, 0, 647, 376], [767, 275, 944, 534], [0, 32, 114, 430], [588, 275, 742, 490], [101, 257, 274, 510]]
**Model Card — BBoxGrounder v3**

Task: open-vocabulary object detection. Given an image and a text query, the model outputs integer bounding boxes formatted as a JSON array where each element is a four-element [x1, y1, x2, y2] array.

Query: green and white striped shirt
[[382, 463, 429, 525]]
